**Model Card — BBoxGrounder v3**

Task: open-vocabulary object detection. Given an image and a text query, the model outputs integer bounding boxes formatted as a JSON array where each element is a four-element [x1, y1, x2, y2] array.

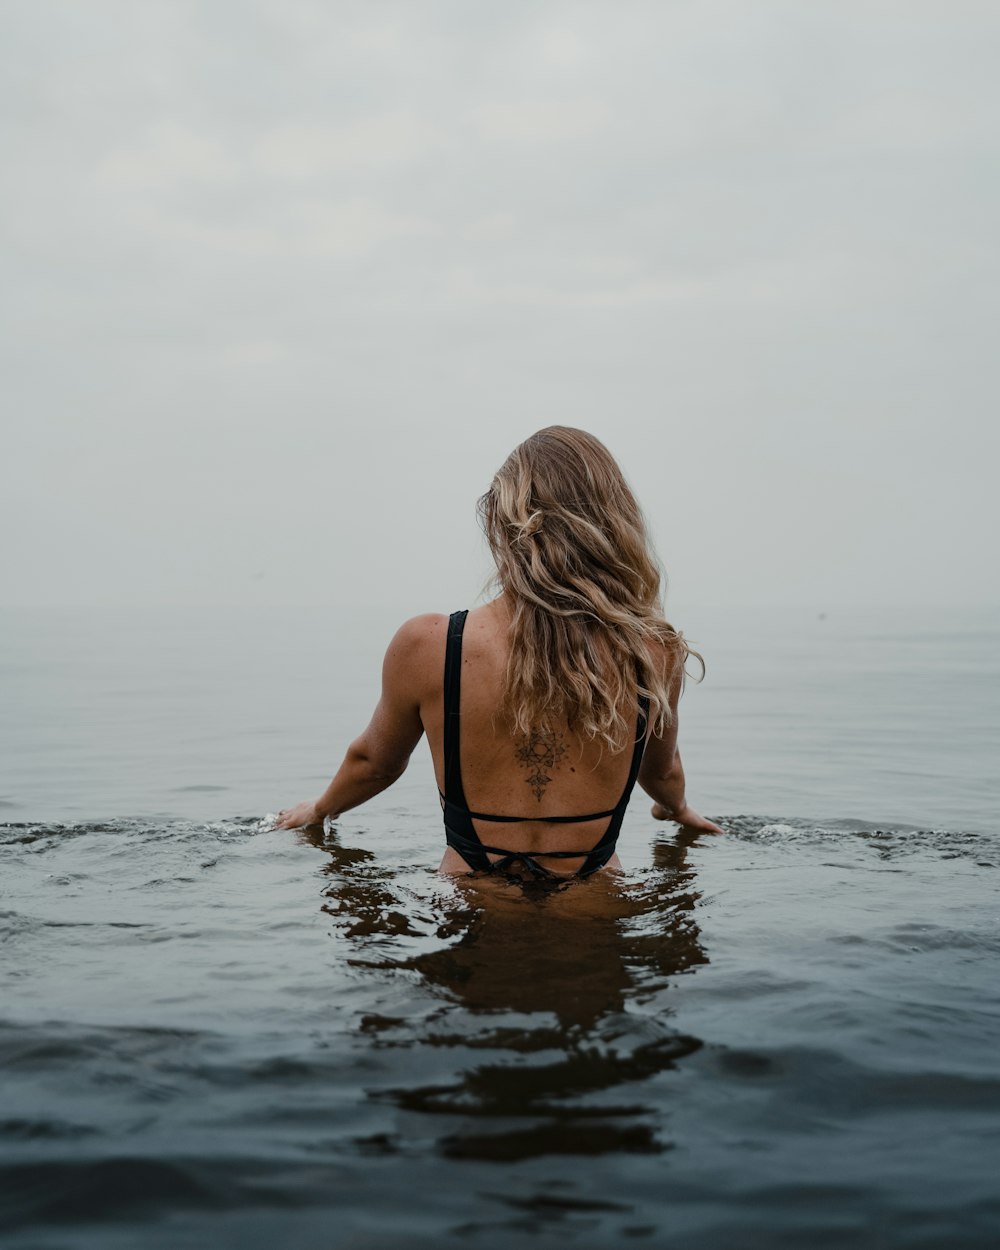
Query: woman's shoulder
[[377, 614, 452, 703], [390, 602, 498, 646], [387, 612, 451, 654], [384, 605, 497, 680]]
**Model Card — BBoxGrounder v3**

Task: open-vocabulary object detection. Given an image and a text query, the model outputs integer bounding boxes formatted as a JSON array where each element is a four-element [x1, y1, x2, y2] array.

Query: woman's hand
[[273, 800, 324, 830], [651, 802, 724, 834]]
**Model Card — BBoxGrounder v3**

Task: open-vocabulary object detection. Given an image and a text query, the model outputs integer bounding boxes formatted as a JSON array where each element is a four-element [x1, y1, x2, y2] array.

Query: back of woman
[[275, 426, 721, 870], [431, 598, 650, 876]]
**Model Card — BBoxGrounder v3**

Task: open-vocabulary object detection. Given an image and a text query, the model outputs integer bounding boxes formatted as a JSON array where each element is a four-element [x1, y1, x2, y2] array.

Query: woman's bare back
[[425, 599, 644, 875]]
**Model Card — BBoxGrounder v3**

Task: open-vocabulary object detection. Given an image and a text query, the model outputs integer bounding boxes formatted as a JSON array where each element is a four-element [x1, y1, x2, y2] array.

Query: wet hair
[[479, 426, 702, 750]]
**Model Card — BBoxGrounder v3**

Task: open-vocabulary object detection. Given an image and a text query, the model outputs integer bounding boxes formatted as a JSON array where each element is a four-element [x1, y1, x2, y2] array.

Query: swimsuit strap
[[574, 692, 649, 876], [437, 793, 618, 824], [442, 609, 470, 812], [441, 826, 608, 880]]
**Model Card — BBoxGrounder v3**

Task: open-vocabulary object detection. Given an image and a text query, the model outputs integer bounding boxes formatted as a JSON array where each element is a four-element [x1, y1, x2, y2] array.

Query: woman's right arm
[[637, 659, 723, 834], [273, 614, 442, 830]]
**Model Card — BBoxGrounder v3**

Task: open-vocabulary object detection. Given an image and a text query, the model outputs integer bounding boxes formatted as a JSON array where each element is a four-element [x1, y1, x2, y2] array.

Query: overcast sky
[[3, 0, 998, 614]]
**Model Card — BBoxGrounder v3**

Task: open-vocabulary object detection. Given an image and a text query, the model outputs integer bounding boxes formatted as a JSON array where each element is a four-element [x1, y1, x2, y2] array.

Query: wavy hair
[[479, 426, 702, 750]]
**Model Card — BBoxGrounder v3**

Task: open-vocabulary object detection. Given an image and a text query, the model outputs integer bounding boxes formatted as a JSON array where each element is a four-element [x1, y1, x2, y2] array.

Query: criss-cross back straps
[[441, 608, 649, 845]]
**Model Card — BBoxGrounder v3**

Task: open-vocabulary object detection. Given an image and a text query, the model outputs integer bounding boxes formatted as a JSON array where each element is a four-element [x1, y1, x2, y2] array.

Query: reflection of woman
[[276, 427, 721, 871], [303, 824, 710, 1030], [297, 825, 710, 1161], [402, 837, 711, 1028]]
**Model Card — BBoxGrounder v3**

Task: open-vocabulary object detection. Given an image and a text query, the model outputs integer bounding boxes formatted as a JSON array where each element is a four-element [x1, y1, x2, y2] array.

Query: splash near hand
[[273, 800, 323, 830], [651, 803, 724, 834]]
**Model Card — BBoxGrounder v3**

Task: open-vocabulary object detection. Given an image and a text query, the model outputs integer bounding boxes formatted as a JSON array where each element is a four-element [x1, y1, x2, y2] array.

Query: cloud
[[1, 0, 998, 608], [95, 125, 239, 190], [252, 114, 445, 180], [471, 99, 608, 144]]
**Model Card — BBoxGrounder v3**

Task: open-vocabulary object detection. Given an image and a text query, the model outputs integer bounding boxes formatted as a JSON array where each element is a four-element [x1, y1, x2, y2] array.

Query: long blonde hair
[[479, 426, 702, 750]]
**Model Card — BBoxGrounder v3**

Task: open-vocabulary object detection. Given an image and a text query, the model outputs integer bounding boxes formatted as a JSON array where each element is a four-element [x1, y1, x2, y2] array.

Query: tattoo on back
[[515, 728, 568, 801]]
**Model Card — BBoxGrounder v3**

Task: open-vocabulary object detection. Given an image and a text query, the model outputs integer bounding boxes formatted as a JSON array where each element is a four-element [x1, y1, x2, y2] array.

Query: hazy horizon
[[3, 1, 997, 613]]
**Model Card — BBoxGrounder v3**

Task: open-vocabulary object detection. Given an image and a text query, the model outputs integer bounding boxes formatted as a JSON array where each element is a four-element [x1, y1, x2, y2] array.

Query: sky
[[3, 0, 998, 614]]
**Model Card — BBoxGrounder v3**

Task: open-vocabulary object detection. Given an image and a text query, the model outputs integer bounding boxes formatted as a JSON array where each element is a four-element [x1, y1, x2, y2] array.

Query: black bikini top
[[439, 609, 650, 878]]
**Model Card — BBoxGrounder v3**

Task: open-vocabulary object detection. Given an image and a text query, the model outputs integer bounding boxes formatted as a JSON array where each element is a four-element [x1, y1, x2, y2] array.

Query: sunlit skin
[[275, 594, 722, 870]]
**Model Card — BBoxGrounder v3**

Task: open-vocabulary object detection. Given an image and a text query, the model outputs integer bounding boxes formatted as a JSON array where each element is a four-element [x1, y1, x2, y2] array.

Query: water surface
[[1, 606, 998, 1247]]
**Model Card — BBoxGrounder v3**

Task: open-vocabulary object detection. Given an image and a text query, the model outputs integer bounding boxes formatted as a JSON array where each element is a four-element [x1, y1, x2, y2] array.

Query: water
[[1, 605, 998, 1248]]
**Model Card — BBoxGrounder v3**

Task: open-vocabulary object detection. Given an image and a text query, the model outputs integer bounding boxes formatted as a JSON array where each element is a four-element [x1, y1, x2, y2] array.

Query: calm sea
[[1, 604, 998, 1248]]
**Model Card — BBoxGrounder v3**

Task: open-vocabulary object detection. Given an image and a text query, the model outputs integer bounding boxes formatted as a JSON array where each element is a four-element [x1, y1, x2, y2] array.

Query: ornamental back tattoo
[[515, 727, 569, 801]]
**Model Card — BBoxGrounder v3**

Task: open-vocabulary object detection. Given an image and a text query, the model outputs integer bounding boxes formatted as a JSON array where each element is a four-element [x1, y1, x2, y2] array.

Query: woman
[[275, 427, 722, 873]]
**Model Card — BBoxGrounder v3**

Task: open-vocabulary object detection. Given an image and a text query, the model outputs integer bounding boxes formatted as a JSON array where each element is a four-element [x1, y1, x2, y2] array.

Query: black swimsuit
[[439, 609, 650, 879]]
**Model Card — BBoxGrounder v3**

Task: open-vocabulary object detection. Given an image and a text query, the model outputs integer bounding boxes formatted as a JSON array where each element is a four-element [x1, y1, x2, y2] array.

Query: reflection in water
[[300, 827, 710, 1162]]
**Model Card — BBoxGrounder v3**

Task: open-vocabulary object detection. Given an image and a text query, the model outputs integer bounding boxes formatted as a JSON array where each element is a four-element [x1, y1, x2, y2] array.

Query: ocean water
[[1, 604, 998, 1249]]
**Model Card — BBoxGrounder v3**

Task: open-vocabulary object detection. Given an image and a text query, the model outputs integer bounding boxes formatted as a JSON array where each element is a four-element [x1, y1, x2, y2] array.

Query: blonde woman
[[275, 427, 722, 874]]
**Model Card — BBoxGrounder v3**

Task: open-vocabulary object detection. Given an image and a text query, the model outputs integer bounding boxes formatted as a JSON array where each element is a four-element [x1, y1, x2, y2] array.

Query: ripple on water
[[0, 815, 998, 1248]]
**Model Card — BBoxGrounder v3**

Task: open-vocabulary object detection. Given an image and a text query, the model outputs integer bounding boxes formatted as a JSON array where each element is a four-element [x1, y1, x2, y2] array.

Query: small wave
[[0, 817, 266, 850], [2, 812, 996, 860], [721, 815, 1000, 863], [0, 1117, 99, 1141], [0, 1157, 226, 1227], [698, 1044, 1000, 1117]]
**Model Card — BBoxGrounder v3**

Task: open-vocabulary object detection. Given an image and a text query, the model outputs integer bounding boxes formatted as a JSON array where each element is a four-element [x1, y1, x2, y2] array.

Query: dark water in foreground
[[1, 607, 999, 1247], [2, 816, 998, 1248]]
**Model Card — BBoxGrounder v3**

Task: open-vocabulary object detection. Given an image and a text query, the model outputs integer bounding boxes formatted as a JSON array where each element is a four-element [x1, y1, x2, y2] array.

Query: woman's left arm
[[273, 615, 439, 830], [637, 643, 723, 835]]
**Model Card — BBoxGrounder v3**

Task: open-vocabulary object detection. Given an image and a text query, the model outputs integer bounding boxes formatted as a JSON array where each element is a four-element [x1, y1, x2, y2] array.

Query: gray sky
[[3, 0, 998, 613]]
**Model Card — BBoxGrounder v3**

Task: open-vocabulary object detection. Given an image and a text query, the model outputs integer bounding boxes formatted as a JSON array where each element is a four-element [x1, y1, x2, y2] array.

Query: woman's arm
[[637, 659, 723, 835], [273, 616, 438, 830]]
